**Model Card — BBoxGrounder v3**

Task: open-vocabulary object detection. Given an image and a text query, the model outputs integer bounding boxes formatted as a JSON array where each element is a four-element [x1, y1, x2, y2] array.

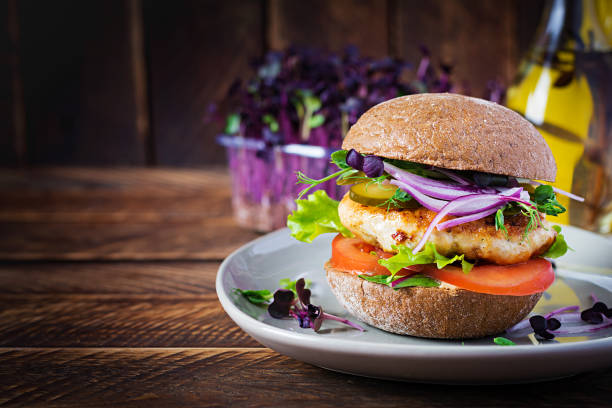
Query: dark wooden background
[[1, 0, 545, 168]]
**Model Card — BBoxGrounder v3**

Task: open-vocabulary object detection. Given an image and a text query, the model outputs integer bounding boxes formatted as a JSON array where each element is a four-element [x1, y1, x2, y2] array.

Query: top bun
[[342, 93, 556, 181]]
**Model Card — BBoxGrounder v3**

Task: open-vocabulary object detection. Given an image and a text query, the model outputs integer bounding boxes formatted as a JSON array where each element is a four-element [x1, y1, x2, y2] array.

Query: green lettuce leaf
[[357, 275, 390, 285], [358, 273, 440, 289], [287, 190, 354, 243], [391, 274, 440, 289], [542, 225, 569, 258], [493, 337, 516, 346], [379, 242, 474, 278], [233, 288, 273, 305]]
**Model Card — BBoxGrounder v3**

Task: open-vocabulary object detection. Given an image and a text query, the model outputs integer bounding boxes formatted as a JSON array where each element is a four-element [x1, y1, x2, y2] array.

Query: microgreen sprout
[[532, 185, 566, 216], [529, 315, 561, 340], [494, 206, 509, 238], [270, 278, 364, 332], [344, 149, 384, 178], [581, 302, 612, 324], [379, 188, 413, 211], [506, 296, 612, 340], [235, 278, 364, 333], [296, 168, 352, 199]]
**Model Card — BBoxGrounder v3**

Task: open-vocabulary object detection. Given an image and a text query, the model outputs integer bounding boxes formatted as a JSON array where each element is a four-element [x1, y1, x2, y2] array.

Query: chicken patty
[[338, 193, 556, 265]]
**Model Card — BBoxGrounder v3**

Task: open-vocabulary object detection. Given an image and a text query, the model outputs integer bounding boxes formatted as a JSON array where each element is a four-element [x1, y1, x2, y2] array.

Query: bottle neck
[[534, 0, 610, 57]]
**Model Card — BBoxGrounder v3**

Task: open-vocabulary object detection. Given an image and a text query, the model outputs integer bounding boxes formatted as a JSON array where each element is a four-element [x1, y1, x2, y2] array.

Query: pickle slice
[[350, 182, 397, 203], [349, 182, 396, 207], [349, 182, 421, 209]]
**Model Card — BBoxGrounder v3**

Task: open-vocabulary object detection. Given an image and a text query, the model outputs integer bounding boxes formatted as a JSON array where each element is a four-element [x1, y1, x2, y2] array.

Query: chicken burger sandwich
[[288, 93, 579, 339]]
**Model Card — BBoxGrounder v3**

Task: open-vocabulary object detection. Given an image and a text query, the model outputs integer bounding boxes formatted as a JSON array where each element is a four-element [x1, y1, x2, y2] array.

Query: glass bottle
[[506, 0, 612, 232]]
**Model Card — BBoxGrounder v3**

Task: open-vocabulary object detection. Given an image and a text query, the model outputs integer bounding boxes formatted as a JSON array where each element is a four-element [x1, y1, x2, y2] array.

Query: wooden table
[[1, 167, 611, 407]]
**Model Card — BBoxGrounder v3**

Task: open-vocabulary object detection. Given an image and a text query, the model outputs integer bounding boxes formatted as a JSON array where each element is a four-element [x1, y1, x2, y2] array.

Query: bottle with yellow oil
[[506, 0, 612, 231]]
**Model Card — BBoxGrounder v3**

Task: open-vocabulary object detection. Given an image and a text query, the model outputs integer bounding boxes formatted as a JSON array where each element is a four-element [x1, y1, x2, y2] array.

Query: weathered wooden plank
[[0, 262, 218, 294], [0, 0, 23, 167], [0, 262, 262, 348], [0, 168, 233, 221], [395, 0, 519, 97], [144, 0, 263, 166], [17, 0, 145, 165], [0, 218, 257, 260], [1, 348, 611, 407], [0, 168, 260, 260], [0, 167, 229, 191], [268, 0, 389, 58], [0, 294, 259, 348]]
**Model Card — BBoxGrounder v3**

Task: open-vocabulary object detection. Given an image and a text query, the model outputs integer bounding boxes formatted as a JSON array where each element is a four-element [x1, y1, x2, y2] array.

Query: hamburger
[[287, 93, 579, 339]]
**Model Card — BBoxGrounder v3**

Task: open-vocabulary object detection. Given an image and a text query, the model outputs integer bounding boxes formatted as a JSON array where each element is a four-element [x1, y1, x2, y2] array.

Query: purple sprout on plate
[[267, 278, 364, 332], [529, 315, 561, 340], [506, 295, 612, 340]]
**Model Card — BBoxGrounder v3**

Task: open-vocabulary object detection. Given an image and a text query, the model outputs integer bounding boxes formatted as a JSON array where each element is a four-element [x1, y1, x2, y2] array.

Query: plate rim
[[216, 227, 612, 359]]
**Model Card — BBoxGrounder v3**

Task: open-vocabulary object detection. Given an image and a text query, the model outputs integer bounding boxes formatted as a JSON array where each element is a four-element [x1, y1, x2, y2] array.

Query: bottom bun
[[325, 262, 542, 339]]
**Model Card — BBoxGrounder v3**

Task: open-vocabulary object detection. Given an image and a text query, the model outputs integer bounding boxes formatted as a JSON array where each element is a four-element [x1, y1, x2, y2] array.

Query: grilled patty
[[338, 193, 556, 265]]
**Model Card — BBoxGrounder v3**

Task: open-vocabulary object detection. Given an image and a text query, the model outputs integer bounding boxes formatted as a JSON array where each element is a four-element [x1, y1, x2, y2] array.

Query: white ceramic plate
[[216, 226, 612, 383]]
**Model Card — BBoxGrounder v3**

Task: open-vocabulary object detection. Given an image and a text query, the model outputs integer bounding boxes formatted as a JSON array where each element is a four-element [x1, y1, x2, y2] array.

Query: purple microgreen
[[580, 301, 612, 323], [592, 302, 609, 314], [362, 155, 384, 178], [582, 309, 604, 324], [308, 304, 324, 331], [551, 320, 612, 335], [546, 317, 561, 331], [241, 277, 362, 333], [215, 45, 482, 148], [346, 149, 364, 171], [529, 315, 556, 339], [267, 289, 294, 318], [321, 312, 365, 331], [505, 318, 531, 334], [296, 278, 311, 306], [279, 277, 311, 297], [509, 299, 612, 340], [529, 315, 547, 332], [544, 305, 580, 319]]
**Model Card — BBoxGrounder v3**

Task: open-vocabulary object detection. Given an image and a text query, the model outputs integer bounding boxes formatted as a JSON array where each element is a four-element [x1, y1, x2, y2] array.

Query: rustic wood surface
[[1, 167, 611, 407], [15, 0, 147, 166], [1, 0, 546, 167]]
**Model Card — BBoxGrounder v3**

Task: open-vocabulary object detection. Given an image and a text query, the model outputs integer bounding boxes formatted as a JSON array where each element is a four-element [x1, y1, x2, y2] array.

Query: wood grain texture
[[395, 0, 517, 97], [144, 0, 263, 166], [268, 0, 389, 58], [0, 218, 257, 260], [17, 0, 145, 165], [0, 261, 260, 348], [1, 348, 612, 407], [0, 261, 219, 294], [0, 294, 258, 348], [0, 168, 260, 260], [0, 0, 23, 167], [0, 168, 232, 223]]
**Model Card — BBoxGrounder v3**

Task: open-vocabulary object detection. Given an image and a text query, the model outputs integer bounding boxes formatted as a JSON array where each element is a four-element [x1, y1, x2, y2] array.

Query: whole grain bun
[[342, 93, 556, 181], [325, 262, 541, 339]]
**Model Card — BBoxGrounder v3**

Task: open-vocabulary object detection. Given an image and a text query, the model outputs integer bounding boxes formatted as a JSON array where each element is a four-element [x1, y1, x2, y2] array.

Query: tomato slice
[[423, 259, 554, 296], [330, 234, 422, 276], [329, 234, 554, 296]]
